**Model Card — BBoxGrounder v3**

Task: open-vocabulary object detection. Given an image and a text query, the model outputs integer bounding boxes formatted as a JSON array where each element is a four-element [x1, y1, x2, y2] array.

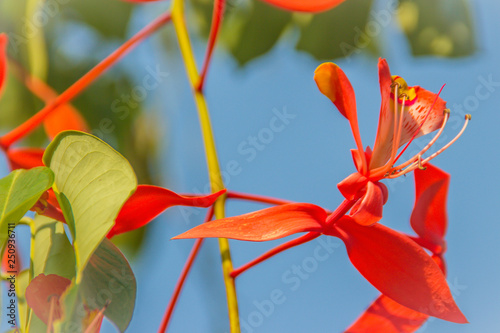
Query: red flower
[[315, 58, 469, 226], [174, 60, 469, 323]]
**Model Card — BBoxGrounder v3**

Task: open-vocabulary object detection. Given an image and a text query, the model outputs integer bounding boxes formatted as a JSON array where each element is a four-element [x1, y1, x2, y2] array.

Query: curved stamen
[[390, 110, 450, 172], [388, 114, 470, 178]]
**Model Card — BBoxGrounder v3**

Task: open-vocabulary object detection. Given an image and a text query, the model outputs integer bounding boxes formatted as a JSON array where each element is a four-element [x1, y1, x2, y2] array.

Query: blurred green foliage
[[189, 0, 476, 65]]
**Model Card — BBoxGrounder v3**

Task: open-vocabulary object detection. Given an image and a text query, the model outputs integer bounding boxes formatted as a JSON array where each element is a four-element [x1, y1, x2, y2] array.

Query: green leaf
[[43, 131, 137, 277], [398, 0, 475, 57], [296, 0, 375, 60], [32, 215, 76, 280], [81, 239, 136, 332], [0, 167, 54, 249], [57, 239, 136, 333]]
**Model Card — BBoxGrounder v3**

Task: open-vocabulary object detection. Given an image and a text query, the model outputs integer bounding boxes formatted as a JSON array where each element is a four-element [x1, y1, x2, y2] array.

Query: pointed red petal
[[345, 294, 429, 333], [315, 62, 365, 171], [260, 0, 346, 12], [0, 34, 6, 97], [333, 217, 467, 323], [369, 58, 394, 169], [6, 148, 45, 170], [108, 186, 226, 238], [25, 274, 72, 324], [173, 203, 327, 241], [411, 164, 449, 247], [350, 181, 385, 226]]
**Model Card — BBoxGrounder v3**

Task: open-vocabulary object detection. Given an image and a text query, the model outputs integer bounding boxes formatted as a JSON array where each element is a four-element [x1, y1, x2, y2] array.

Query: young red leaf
[[6, 148, 45, 170], [345, 294, 428, 333], [260, 0, 346, 12], [332, 217, 467, 323], [173, 203, 327, 241], [411, 163, 449, 247], [0, 34, 6, 98], [108, 186, 226, 238], [25, 274, 72, 324]]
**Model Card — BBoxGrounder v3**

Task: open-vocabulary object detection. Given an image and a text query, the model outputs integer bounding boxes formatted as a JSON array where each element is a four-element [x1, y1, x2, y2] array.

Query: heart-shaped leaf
[[43, 131, 137, 276]]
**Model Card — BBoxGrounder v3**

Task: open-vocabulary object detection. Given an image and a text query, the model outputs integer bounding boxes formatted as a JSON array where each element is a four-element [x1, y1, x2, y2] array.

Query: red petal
[[260, 0, 346, 12], [0, 34, 6, 97], [25, 274, 72, 324], [350, 181, 385, 226], [173, 203, 326, 241], [333, 217, 467, 323], [337, 172, 368, 200], [411, 164, 449, 247], [345, 294, 429, 333], [108, 186, 226, 238], [315, 62, 366, 171], [370, 59, 447, 169], [314, 62, 356, 122], [6, 148, 45, 170]]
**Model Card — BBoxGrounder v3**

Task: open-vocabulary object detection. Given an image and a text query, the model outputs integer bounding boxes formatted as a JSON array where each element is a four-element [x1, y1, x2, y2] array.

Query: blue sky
[[3, 0, 500, 332]]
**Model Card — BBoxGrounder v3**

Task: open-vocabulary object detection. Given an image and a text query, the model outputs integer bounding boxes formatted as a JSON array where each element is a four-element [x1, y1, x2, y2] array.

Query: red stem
[[158, 206, 214, 333], [324, 199, 357, 226], [0, 11, 172, 149], [227, 191, 293, 206], [196, 0, 225, 92], [230, 232, 321, 278]]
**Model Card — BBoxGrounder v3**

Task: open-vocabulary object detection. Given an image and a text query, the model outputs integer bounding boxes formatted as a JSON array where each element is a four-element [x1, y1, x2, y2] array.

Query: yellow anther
[[417, 155, 427, 170], [444, 108, 450, 114], [465, 114, 472, 120]]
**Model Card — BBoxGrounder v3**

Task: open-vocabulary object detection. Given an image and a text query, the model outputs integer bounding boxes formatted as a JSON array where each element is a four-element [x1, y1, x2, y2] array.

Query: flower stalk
[[171, 0, 240, 331]]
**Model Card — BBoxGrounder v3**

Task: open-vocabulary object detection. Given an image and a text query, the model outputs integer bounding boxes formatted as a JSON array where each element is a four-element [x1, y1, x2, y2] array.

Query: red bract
[[260, 0, 346, 12], [108, 186, 226, 238], [314, 59, 469, 226]]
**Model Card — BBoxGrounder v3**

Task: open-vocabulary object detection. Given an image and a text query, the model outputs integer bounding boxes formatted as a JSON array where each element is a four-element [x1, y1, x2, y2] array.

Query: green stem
[[171, 0, 240, 331]]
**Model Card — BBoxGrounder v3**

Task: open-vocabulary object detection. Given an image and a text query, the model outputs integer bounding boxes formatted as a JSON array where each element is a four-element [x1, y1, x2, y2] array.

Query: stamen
[[388, 114, 470, 178], [389, 93, 406, 166], [391, 110, 450, 172], [417, 155, 427, 170], [388, 83, 401, 166], [421, 114, 471, 164]]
